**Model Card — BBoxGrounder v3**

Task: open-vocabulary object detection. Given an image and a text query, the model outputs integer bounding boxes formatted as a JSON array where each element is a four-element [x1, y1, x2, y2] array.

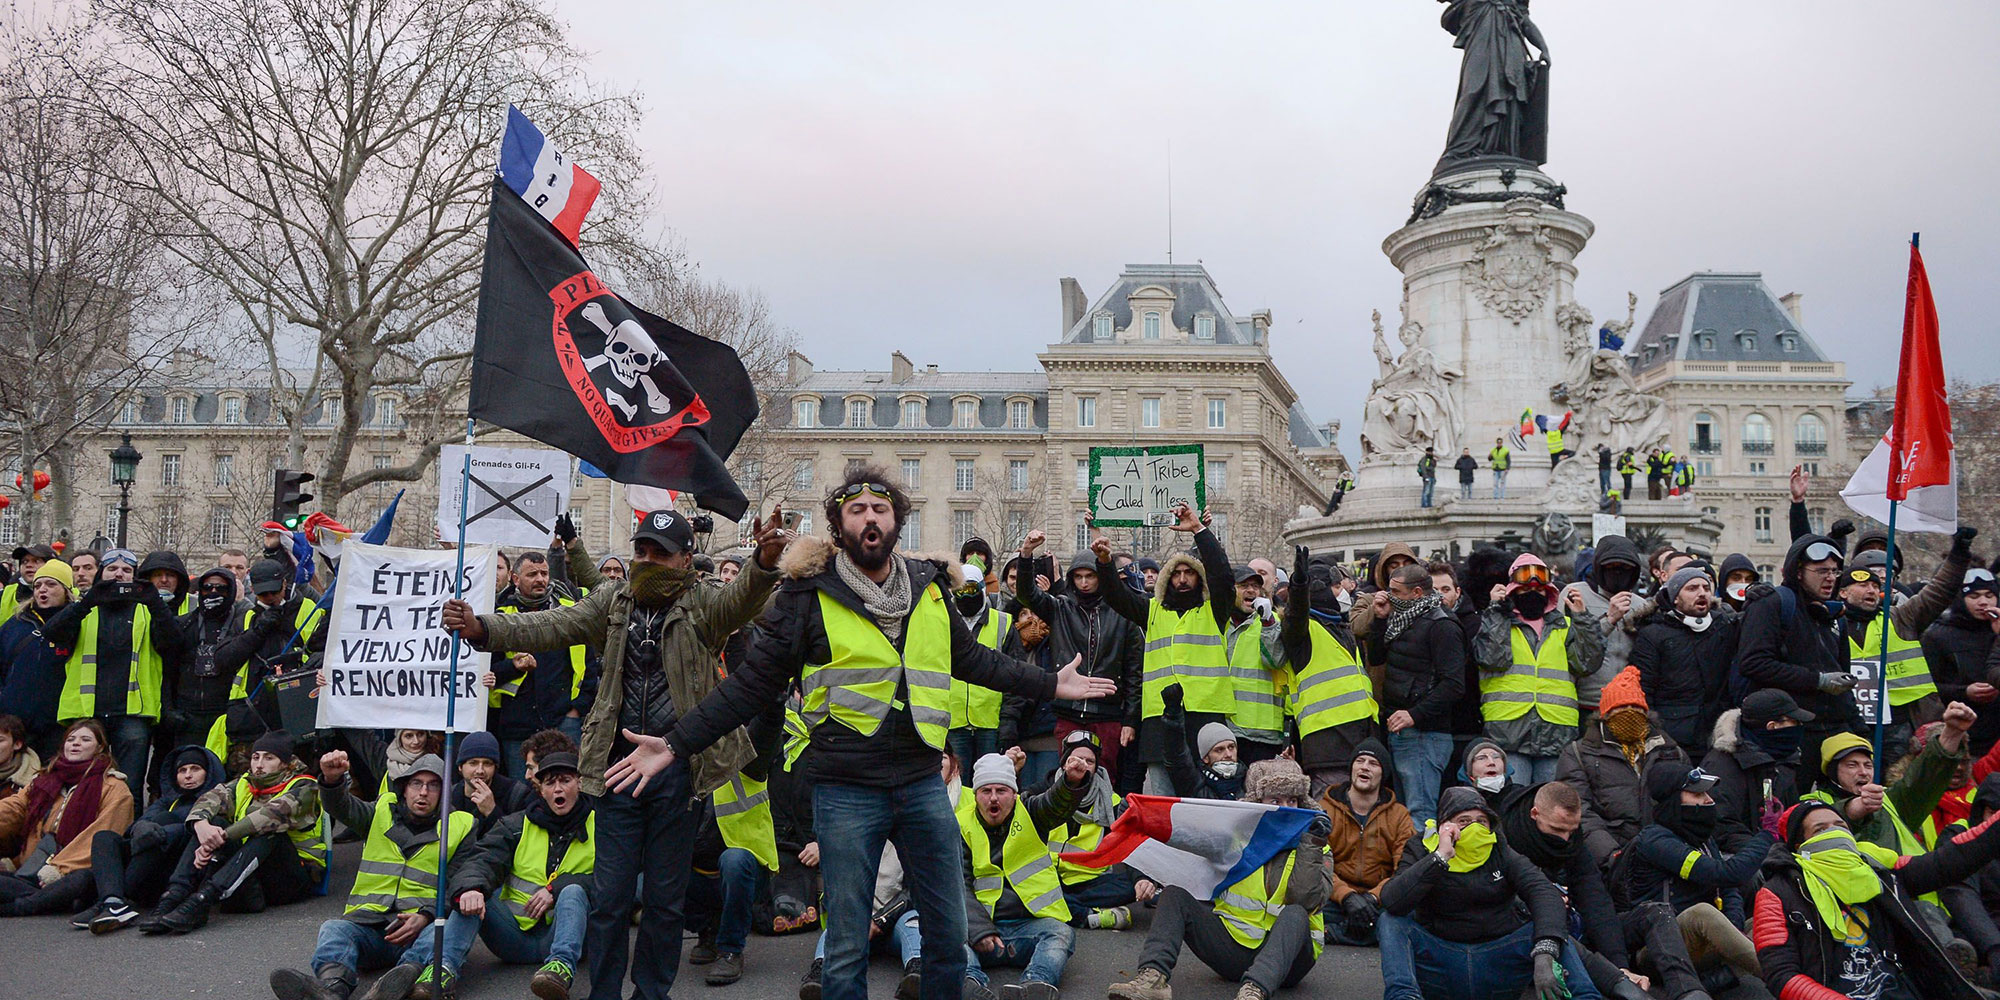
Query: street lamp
[[109, 433, 141, 549]]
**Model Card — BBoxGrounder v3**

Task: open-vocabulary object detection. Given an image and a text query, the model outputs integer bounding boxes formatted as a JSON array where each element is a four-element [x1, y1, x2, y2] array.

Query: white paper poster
[[317, 542, 495, 732], [437, 444, 573, 548]]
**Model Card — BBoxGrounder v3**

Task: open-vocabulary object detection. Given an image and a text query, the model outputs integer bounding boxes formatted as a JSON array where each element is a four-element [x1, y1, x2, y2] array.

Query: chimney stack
[[891, 351, 914, 383], [1060, 277, 1087, 337], [1779, 292, 1804, 328], [786, 350, 814, 384]]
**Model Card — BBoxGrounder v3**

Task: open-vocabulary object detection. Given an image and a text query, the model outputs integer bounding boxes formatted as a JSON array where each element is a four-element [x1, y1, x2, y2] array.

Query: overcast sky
[[557, 1, 2000, 455]]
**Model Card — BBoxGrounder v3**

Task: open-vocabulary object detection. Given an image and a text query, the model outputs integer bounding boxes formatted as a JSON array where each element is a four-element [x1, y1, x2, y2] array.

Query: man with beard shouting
[[597, 469, 1118, 1000], [444, 506, 791, 1000]]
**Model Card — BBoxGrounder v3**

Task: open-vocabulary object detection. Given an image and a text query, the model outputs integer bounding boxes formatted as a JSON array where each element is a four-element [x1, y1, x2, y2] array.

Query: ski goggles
[[1509, 563, 1551, 587], [830, 482, 894, 506], [1799, 541, 1842, 564], [1964, 568, 1998, 596]]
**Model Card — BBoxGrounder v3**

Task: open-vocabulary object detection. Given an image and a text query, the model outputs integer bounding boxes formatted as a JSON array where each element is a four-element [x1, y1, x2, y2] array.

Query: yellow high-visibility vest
[[499, 813, 595, 929], [956, 791, 1070, 922], [713, 774, 778, 872], [1481, 622, 1580, 727], [1228, 619, 1285, 735], [801, 587, 952, 749], [1141, 603, 1232, 717], [230, 773, 329, 872], [949, 609, 1011, 730], [1849, 618, 1937, 707], [1048, 793, 1122, 886], [344, 792, 474, 917], [1290, 620, 1377, 737], [491, 598, 587, 705], [58, 605, 165, 722], [1214, 850, 1322, 958]]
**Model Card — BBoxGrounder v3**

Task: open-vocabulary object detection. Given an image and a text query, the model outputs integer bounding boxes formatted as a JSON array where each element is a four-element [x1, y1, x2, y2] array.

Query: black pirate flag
[[471, 178, 756, 519]]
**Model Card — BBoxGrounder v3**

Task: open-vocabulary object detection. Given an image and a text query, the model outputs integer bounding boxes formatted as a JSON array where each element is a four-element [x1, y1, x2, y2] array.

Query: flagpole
[[1873, 499, 1898, 782], [432, 416, 475, 975]]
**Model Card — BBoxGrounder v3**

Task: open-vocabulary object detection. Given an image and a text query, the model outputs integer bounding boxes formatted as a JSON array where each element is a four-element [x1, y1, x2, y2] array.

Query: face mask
[[1475, 774, 1505, 793], [1388, 594, 1418, 614], [626, 562, 691, 608], [1208, 760, 1239, 779], [1744, 724, 1803, 759], [953, 591, 985, 618], [158, 588, 178, 602], [1606, 710, 1650, 746], [1726, 581, 1750, 602], [1678, 612, 1713, 632], [1598, 566, 1638, 594], [1336, 588, 1355, 611], [1536, 827, 1574, 858], [199, 592, 230, 613], [1510, 590, 1549, 619], [1673, 803, 1719, 845]]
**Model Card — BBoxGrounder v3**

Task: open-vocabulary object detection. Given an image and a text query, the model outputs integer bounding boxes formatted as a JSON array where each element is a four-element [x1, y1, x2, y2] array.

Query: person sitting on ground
[[1622, 763, 1769, 996], [1809, 702, 1977, 856], [77, 743, 224, 932], [448, 731, 531, 838], [1501, 780, 1671, 1000], [0, 714, 41, 802], [1109, 758, 1330, 1000], [267, 752, 476, 1000], [1461, 736, 1518, 810], [1163, 711, 1245, 801], [140, 730, 326, 934], [1754, 798, 2000, 1000], [1701, 688, 1814, 855], [423, 750, 594, 1000], [1557, 666, 1690, 867], [1043, 730, 1155, 931], [520, 728, 579, 780], [1375, 785, 1602, 1000], [1318, 738, 1414, 947], [957, 750, 1086, 1000], [0, 718, 133, 916]]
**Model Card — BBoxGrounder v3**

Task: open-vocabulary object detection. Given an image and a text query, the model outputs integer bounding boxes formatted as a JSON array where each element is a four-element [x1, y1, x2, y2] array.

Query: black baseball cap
[[1742, 688, 1816, 725], [10, 543, 55, 562], [249, 558, 289, 595], [534, 751, 581, 779], [1232, 564, 1261, 584], [633, 510, 695, 554], [1646, 763, 1718, 802]]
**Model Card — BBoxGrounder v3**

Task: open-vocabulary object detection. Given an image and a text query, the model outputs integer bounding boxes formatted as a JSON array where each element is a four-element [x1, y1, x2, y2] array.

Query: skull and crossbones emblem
[[577, 301, 675, 423]]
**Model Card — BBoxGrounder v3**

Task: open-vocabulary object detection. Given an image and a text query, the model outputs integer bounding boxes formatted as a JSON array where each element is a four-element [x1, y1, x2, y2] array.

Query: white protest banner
[[317, 542, 495, 732], [1089, 445, 1206, 528], [437, 444, 573, 548], [1851, 655, 1881, 728], [1590, 513, 1627, 545]]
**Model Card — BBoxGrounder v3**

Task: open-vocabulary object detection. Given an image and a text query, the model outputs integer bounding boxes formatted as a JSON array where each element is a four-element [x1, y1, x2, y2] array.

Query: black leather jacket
[[1014, 564, 1141, 724]]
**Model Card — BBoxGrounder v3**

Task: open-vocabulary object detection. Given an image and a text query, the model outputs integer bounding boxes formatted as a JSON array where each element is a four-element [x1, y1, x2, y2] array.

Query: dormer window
[[1194, 314, 1215, 340], [375, 395, 397, 426], [120, 399, 138, 424], [1644, 346, 1659, 364], [954, 398, 979, 428], [901, 398, 926, 428], [1008, 399, 1031, 429], [1780, 333, 1799, 353], [1739, 332, 1758, 353], [171, 396, 191, 424], [846, 398, 872, 427], [1143, 312, 1161, 339], [1092, 313, 1112, 341], [323, 397, 341, 424], [1697, 332, 1715, 352], [222, 396, 243, 424], [794, 397, 818, 427]]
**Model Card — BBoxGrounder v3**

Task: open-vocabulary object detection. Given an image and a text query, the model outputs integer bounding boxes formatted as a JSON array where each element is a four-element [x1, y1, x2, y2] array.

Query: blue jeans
[[1387, 730, 1454, 830], [499, 738, 529, 780], [948, 727, 999, 784], [1377, 912, 1600, 1000], [1599, 468, 1611, 495], [311, 918, 433, 975], [1505, 752, 1561, 786], [1459, 482, 1473, 500], [435, 883, 589, 972], [587, 758, 693, 1000], [1420, 480, 1435, 507], [815, 910, 922, 964], [714, 847, 766, 953], [963, 916, 1076, 988], [1493, 469, 1508, 499], [1063, 868, 1138, 916], [104, 715, 151, 802], [816, 776, 969, 1000]]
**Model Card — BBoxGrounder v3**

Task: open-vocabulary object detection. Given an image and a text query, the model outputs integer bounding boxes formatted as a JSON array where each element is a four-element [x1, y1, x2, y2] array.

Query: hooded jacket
[[1014, 551, 1141, 726], [662, 536, 1057, 791], [173, 568, 240, 720], [1096, 529, 1237, 762], [1555, 713, 1689, 865], [1631, 603, 1740, 752], [1733, 533, 1855, 732], [1379, 800, 1568, 946], [1559, 534, 1650, 717], [1717, 553, 1759, 610], [1923, 602, 2000, 753], [143, 744, 225, 828], [189, 759, 323, 866], [1701, 709, 1803, 855], [137, 550, 190, 610], [1349, 541, 1419, 639]]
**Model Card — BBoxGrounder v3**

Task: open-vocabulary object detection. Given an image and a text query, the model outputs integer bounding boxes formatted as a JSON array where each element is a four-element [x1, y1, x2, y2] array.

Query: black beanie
[[251, 730, 295, 762]]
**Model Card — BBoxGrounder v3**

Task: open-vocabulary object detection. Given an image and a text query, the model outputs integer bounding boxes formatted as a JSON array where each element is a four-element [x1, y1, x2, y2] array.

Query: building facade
[[1628, 271, 1855, 577]]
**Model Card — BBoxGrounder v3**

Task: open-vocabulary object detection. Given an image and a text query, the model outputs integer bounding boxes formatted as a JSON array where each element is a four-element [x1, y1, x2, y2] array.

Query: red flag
[[1889, 240, 1951, 500]]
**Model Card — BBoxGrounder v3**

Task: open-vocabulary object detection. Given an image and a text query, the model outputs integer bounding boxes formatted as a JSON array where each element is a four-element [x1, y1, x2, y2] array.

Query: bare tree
[[972, 465, 1051, 553], [0, 21, 197, 541], [85, 0, 665, 519]]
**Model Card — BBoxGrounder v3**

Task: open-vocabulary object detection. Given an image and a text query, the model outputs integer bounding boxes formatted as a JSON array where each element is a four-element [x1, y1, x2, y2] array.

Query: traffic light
[[271, 469, 315, 526]]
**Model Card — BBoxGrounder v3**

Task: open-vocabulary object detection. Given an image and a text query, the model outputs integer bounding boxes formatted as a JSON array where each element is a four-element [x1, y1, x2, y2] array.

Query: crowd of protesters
[[3, 459, 2000, 1000]]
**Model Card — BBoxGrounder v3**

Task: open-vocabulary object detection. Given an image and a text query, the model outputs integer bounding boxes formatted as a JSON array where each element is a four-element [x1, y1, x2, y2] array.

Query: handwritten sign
[[1089, 445, 1206, 528], [317, 542, 495, 732]]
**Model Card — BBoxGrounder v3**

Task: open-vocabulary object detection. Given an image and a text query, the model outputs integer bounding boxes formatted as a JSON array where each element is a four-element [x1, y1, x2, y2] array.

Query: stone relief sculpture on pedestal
[[1466, 203, 1556, 324], [1360, 306, 1464, 461], [1552, 295, 1669, 455]]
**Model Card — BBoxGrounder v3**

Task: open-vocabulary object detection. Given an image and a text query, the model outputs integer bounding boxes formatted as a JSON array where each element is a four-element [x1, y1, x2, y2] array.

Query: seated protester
[[1280, 546, 1377, 798], [1461, 736, 1519, 810], [686, 705, 789, 986], [1753, 798, 2000, 1000], [1108, 759, 1330, 1000], [1631, 567, 1739, 754], [268, 751, 477, 1000], [1317, 738, 1415, 947], [1501, 781, 1668, 1000], [1557, 666, 1690, 867], [450, 731, 531, 839], [139, 731, 325, 934], [958, 751, 1085, 1000], [0, 719, 134, 916], [0, 714, 41, 801], [1809, 702, 1977, 856], [1473, 554, 1605, 786], [1374, 785, 1602, 1000], [1922, 563, 2000, 757], [1917, 723, 2000, 851], [799, 752, 962, 1000], [520, 728, 579, 781], [1044, 730, 1156, 930], [427, 751, 594, 1000], [1702, 688, 1814, 855], [1939, 772, 2000, 983], [1622, 764, 1769, 995], [78, 743, 224, 932], [1162, 713, 1245, 801]]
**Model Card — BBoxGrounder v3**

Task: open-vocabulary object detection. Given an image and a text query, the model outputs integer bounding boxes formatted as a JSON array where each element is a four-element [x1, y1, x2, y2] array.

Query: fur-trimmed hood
[[1709, 708, 1744, 754], [777, 534, 958, 590], [1153, 551, 1206, 604]]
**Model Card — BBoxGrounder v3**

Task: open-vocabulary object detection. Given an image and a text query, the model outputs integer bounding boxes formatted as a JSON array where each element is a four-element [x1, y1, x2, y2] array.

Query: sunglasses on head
[[1510, 564, 1550, 586], [832, 482, 893, 505], [1965, 568, 1996, 588]]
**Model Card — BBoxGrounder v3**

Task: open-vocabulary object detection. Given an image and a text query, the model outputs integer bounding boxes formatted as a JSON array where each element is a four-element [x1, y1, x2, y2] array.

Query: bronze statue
[[1436, 0, 1550, 174]]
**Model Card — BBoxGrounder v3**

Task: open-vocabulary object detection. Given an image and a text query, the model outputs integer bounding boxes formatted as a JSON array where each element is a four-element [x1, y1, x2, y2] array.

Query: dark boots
[[138, 883, 191, 933], [270, 964, 355, 1000], [153, 883, 221, 934]]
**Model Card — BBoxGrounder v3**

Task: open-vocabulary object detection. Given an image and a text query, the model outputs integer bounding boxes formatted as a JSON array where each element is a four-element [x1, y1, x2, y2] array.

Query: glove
[[553, 513, 577, 544], [1531, 939, 1569, 1000], [1294, 545, 1312, 583], [1340, 892, 1378, 931], [1759, 798, 1787, 839], [1955, 526, 1980, 552], [1307, 813, 1333, 839], [1742, 582, 1776, 605], [1819, 672, 1859, 695], [36, 863, 60, 888], [1829, 518, 1856, 542]]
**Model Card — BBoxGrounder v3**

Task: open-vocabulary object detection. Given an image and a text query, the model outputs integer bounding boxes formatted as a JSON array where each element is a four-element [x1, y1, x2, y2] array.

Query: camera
[[689, 514, 714, 535]]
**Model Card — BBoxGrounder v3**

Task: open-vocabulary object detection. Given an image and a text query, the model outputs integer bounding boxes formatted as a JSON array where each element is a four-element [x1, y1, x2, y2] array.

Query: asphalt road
[[0, 841, 1770, 1000]]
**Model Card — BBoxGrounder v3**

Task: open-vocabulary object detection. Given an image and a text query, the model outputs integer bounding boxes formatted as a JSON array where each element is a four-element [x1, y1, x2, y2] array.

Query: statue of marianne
[[1436, 0, 1551, 174]]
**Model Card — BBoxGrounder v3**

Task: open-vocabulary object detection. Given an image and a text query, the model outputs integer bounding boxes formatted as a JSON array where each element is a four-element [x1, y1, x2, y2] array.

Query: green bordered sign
[[1088, 444, 1205, 528]]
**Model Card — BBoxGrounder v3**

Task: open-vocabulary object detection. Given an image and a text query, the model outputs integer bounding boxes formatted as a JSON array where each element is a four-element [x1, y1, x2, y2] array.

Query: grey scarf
[[1072, 766, 1119, 829], [835, 549, 914, 643], [1383, 593, 1442, 643]]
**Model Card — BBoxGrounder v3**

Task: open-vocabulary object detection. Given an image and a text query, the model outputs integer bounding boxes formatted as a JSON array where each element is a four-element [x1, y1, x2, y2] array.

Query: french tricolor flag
[[1058, 795, 1321, 900], [498, 105, 601, 248]]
